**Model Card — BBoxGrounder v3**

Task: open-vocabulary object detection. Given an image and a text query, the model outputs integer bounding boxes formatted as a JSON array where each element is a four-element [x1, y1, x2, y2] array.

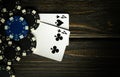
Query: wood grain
[[13, 0, 120, 77], [22, 0, 120, 38], [14, 38, 120, 77]]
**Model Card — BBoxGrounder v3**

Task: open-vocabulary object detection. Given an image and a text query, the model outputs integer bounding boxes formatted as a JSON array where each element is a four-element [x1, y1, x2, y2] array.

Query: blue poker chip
[[5, 16, 29, 41]]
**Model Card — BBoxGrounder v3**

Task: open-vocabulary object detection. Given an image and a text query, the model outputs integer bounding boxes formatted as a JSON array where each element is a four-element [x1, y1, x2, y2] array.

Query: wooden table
[[14, 0, 120, 77]]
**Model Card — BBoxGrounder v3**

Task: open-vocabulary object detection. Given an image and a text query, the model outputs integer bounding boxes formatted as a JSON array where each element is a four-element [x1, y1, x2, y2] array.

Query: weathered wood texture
[[22, 0, 120, 38], [13, 0, 120, 77]]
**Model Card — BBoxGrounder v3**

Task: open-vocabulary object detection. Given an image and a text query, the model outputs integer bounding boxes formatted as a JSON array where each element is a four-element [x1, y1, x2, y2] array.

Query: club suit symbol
[[51, 46, 59, 54], [55, 33, 63, 41], [54, 29, 63, 41]]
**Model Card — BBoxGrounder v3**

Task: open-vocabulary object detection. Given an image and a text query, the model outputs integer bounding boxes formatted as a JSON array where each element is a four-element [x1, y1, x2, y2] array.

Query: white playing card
[[39, 13, 70, 45], [39, 13, 69, 29], [32, 22, 70, 61]]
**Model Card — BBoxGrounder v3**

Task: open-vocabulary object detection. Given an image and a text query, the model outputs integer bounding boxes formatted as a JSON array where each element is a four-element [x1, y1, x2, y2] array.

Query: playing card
[[39, 13, 70, 45], [39, 13, 69, 29], [32, 22, 70, 61]]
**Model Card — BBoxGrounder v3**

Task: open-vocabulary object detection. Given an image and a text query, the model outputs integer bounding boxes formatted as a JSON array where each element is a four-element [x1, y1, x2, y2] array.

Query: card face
[[39, 14, 69, 29], [32, 22, 70, 61]]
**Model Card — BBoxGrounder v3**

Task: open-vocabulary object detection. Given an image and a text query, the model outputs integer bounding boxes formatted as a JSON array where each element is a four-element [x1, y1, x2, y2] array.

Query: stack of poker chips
[[0, 0, 40, 77]]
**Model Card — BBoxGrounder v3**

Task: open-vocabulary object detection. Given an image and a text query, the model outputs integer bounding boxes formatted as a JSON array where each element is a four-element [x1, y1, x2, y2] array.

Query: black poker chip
[[0, 7, 9, 18], [0, 0, 21, 19], [18, 33, 36, 56], [7, 8, 40, 31], [0, 0, 42, 76], [0, 49, 4, 63], [0, 65, 15, 77], [0, 35, 14, 66], [0, 0, 2, 7], [0, 34, 6, 44], [0, 0, 21, 11], [2, 33, 36, 57], [0, 35, 5, 61], [0, 34, 6, 52], [1, 40, 22, 65], [21, 8, 40, 30], [0, 17, 6, 36]]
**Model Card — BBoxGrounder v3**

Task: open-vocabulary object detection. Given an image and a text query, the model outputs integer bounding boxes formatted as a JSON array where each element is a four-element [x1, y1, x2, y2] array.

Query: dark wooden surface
[[13, 0, 120, 77]]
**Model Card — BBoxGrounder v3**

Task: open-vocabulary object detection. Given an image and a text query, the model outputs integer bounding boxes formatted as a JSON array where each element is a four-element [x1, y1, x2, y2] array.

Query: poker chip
[[0, 1, 40, 76], [0, 65, 15, 77], [0, 7, 9, 18], [0, 17, 6, 35], [5, 16, 29, 41], [0, 0, 21, 19], [0, 41, 4, 61], [0, 52, 4, 62], [21, 8, 40, 30], [0, 3, 9, 18], [1, 40, 22, 64], [8, 8, 40, 31], [0, 36, 13, 66], [0, 34, 4, 43], [0, 0, 2, 5], [1, 0, 21, 11], [18, 33, 36, 56], [0, 35, 5, 61]]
